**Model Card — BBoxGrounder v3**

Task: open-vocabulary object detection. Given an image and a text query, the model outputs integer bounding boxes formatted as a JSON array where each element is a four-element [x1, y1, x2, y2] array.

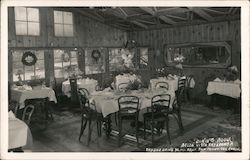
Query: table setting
[[11, 84, 57, 109], [62, 77, 98, 97], [207, 77, 241, 99]]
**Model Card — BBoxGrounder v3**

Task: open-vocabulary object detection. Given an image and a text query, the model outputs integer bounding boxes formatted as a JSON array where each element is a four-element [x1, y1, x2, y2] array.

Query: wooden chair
[[9, 100, 20, 118], [69, 78, 79, 104], [143, 94, 171, 146], [78, 88, 103, 146], [117, 96, 140, 147], [22, 104, 35, 125], [176, 76, 187, 105], [155, 81, 169, 91]]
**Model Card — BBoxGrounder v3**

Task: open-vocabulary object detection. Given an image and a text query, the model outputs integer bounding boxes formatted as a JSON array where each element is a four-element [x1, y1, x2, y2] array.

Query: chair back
[[151, 94, 171, 115], [9, 101, 19, 117], [69, 78, 78, 103], [186, 75, 195, 88], [178, 76, 186, 89], [78, 88, 90, 109], [155, 81, 169, 91], [22, 104, 35, 125], [117, 83, 129, 91], [118, 96, 139, 115]]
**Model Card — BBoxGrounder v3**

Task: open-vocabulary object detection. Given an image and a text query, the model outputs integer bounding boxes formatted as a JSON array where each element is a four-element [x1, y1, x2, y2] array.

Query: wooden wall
[[128, 20, 241, 101], [8, 7, 126, 85], [8, 7, 126, 48]]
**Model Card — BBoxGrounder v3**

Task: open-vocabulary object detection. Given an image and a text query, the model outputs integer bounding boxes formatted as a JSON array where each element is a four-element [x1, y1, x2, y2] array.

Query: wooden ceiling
[[70, 7, 240, 31]]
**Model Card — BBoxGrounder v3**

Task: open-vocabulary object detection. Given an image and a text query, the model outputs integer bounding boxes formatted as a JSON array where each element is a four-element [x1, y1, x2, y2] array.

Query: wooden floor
[[28, 102, 241, 152]]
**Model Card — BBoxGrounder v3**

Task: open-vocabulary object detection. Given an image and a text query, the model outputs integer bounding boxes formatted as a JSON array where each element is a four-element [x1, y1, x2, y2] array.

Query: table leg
[[103, 115, 112, 139]]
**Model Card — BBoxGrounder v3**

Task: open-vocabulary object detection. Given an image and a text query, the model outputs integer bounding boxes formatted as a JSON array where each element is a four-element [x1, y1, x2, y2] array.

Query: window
[[164, 42, 231, 68], [14, 7, 40, 36], [109, 48, 136, 72], [54, 10, 73, 37], [139, 48, 148, 68], [85, 48, 106, 74], [54, 49, 79, 78], [12, 50, 45, 81]]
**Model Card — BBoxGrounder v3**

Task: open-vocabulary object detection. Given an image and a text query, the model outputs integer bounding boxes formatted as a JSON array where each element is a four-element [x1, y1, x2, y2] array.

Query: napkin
[[213, 78, 222, 82], [8, 111, 16, 120], [234, 79, 241, 84]]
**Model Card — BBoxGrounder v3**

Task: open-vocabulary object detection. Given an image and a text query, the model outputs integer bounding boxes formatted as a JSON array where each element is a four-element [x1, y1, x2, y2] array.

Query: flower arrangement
[[127, 79, 141, 90], [174, 54, 185, 63]]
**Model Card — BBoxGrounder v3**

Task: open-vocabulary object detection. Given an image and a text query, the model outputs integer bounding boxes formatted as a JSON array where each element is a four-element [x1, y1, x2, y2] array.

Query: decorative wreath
[[21, 51, 37, 66], [91, 50, 101, 62]]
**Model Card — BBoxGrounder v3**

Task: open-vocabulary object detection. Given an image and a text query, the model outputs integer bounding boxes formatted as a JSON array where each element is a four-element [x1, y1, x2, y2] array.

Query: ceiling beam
[[118, 7, 128, 17], [140, 7, 177, 25], [188, 7, 214, 21], [106, 10, 148, 29], [202, 8, 228, 15], [158, 15, 176, 25], [136, 19, 156, 25], [165, 14, 187, 21]]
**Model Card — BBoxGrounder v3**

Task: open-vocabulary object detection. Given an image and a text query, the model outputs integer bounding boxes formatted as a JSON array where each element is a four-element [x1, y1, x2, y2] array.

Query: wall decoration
[[21, 51, 37, 66], [91, 49, 101, 62]]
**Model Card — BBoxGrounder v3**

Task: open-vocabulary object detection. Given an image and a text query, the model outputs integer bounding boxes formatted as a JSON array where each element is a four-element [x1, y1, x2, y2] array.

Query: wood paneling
[[8, 7, 126, 48], [128, 20, 241, 99]]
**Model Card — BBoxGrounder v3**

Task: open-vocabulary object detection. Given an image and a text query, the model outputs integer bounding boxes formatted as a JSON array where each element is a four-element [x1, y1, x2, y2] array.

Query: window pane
[[16, 21, 27, 35], [140, 48, 148, 68], [25, 65, 35, 80], [109, 48, 135, 71], [54, 24, 63, 36], [35, 60, 45, 78], [64, 24, 73, 37], [28, 22, 40, 35], [85, 49, 105, 74], [12, 50, 45, 81], [63, 12, 73, 24], [54, 10, 63, 23], [27, 8, 39, 22], [54, 50, 64, 78], [15, 7, 27, 21]]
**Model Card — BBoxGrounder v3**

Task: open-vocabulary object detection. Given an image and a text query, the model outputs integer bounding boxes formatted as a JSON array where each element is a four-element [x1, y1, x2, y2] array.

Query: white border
[[1, 0, 249, 160]]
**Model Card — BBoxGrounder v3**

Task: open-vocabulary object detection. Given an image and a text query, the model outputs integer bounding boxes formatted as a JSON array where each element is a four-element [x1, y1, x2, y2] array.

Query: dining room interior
[[7, 6, 242, 152]]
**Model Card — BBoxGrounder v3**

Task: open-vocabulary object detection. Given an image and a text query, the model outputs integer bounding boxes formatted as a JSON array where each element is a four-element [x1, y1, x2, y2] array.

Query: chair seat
[[120, 113, 136, 120], [143, 112, 167, 121]]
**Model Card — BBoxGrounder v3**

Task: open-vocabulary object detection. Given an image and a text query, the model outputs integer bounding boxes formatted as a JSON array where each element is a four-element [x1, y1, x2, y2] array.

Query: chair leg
[[114, 112, 118, 126], [176, 108, 184, 132], [143, 118, 146, 140], [166, 116, 171, 145], [118, 118, 122, 147], [151, 121, 154, 147], [87, 119, 92, 146], [79, 118, 87, 141], [135, 119, 139, 147]]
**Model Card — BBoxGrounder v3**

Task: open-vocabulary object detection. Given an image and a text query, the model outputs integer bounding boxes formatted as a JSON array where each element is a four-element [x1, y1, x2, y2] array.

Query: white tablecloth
[[62, 79, 98, 97], [11, 87, 57, 109], [90, 89, 176, 118], [149, 77, 178, 91], [8, 111, 33, 150], [207, 81, 241, 99]]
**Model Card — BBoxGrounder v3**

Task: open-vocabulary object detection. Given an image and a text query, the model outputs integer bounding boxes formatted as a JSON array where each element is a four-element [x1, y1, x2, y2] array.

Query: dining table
[[11, 85, 57, 109], [8, 111, 33, 150], [62, 78, 98, 97], [149, 76, 179, 92], [89, 88, 176, 118], [207, 80, 241, 99]]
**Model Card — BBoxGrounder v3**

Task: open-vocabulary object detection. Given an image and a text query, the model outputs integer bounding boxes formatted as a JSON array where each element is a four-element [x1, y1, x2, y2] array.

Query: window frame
[[11, 49, 45, 82], [163, 41, 232, 69], [53, 10, 74, 37], [14, 7, 40, 36], [53, 48, 79, 79]]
